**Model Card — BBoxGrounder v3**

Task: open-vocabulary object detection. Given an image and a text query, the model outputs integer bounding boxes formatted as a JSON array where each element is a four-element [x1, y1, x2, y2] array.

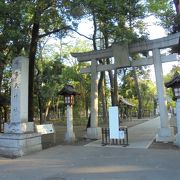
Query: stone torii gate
[[72, 32, 180, 141]]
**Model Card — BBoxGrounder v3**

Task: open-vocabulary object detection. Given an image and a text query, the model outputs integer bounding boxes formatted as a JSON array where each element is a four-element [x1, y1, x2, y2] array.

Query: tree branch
[[38, 26, 93, 41], [70, 28, 93, 40], [38, 26, 70, 38]]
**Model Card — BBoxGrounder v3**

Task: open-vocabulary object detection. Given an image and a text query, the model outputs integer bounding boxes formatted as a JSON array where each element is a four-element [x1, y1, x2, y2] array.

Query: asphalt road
[[0, 145, 180, 180]]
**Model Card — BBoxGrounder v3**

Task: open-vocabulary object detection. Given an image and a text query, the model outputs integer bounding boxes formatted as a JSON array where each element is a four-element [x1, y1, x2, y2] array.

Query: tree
[[28, 0, 83, 121], [33, 36, 92, 123], [75, 1, 148, 119], [59, 38, 92, 118], [0, 0, 85, 121], [0, 1, 30, 93], [120, 66, 156, 117]]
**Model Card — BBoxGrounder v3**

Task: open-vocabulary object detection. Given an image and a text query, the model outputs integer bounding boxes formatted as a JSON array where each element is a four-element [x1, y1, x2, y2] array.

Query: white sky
[[144, 16, 179, 81]]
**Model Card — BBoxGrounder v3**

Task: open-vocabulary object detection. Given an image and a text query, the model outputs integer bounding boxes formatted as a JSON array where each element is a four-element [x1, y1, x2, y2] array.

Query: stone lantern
[[165, 72, 180, 146], [59, 85, 79, 142]]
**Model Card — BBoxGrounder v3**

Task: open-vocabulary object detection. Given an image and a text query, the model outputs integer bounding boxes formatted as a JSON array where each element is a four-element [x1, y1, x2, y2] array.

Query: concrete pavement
[[85, 117, 160, 149], [0, 117, 180, 180], [0, 144, 180, 180]]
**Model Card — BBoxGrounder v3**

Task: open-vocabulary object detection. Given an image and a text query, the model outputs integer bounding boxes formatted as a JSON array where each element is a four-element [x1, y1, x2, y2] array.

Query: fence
[[102, 126, 128, 146]]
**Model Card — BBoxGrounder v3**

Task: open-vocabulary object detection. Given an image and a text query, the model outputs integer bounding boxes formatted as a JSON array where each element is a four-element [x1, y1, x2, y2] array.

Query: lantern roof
[[165, 72, 180, 88], [58, 85, 80, 96]]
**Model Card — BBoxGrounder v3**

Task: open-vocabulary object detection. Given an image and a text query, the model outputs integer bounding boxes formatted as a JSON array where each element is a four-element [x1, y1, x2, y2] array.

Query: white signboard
[[119, 130, 125, 139], [109, 106, 119, 139], [36, 124, 55, 135]]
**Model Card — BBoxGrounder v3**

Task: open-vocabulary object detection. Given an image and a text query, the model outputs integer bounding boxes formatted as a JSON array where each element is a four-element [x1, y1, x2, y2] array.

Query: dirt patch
[[48, 118, 150, 147]]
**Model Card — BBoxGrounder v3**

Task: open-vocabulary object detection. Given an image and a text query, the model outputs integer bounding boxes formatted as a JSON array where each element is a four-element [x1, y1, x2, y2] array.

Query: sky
[[143, 16, 179, 81]]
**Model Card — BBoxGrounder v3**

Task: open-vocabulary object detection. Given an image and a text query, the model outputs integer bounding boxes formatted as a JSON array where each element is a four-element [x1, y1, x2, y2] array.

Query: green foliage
[[120, 67, 156, 114], [32, 37, 92, 119], [1, 0, 175, 121], [146, 0, 175, 32]]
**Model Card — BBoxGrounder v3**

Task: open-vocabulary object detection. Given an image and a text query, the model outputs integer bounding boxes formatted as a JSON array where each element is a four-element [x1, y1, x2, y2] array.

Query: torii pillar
[[87, 60, 101, 139], [153, 49, 174, 142]]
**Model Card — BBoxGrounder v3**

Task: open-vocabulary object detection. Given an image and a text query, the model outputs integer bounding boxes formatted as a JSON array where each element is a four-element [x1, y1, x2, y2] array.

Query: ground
[[1, 116, 180, 180], [44, 116, 180, 150]]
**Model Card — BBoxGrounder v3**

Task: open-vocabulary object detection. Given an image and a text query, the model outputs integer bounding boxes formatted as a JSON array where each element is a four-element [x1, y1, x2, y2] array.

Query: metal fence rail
[[102, 127, 128, 146]]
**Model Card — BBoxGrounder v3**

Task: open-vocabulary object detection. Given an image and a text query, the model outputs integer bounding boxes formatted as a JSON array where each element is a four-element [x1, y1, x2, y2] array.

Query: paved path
[[126, 117, 160, 148], [86, 117, 160, 149], [0, 143, 180, 180]]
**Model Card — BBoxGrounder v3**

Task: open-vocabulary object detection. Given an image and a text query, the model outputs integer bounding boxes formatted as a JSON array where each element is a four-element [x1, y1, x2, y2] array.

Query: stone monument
[[0, 56, 42, 158]]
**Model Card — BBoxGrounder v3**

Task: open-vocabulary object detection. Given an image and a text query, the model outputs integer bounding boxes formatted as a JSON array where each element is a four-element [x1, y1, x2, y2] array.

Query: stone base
[[175, 134, 180, 147], [41, 133, 56, 149], [156, 127, 175, 142], [4, 122, 34, 134], [0, 133, 42, 158], [87, 127, 102, 140], [65, 131, 76, 143]]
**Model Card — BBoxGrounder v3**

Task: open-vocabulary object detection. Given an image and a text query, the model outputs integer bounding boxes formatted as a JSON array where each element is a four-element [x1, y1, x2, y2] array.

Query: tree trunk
[[56, 100, 60, 119], [92, 12, 108, 122], [102, 73, 108, 123], [104, 34, 116, 106], [132, 67, 142, 119], [107, 61, 115, 106], [174, 0, 180, 14], [173, 0, 180, 32], [98, 71, 108, 123], [92, 11, 97, 50], [85, 96, 89, 119], [0, 64, 5, 92], [45, 100, 52, 121], [28, 12, 40, 122], [3, 106, 8, 122], [37, 94, 43, 124], [114, 68, 118, 106]]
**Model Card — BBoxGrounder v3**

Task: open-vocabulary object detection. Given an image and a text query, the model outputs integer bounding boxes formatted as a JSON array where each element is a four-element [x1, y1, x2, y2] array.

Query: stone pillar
[[87, 59, 101, 139], [0, 57, 42, 158], [65, 105, 75, 142], [153, 49, 174, 142], [175, 99, 180, 146], [5, 57, 33, 133]]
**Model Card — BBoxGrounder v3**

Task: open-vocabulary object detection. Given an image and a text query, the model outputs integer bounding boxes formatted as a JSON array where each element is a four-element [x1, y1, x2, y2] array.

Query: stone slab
[[156, 127, 175, 142], [4, 122, 34, 134], [35, 124, 55, 134], [175, 134, 180, 146], [65, 131, 75, 142], [41, 134, 56, 149], [113, 44, 130, 67], [0, 133, 42, 158], [35, 124, 56, 148], [87, 127, 102, 140]]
